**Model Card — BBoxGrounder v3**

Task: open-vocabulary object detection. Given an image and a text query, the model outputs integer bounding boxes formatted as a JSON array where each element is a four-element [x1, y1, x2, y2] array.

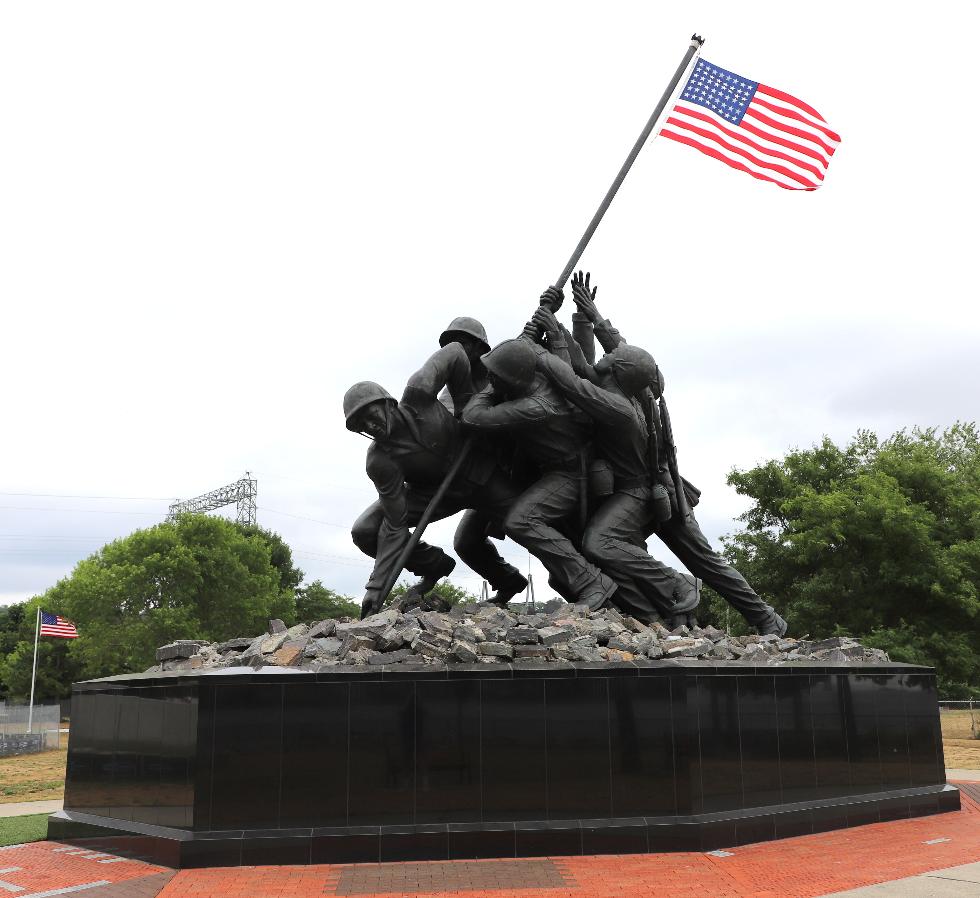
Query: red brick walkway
[[2, 784, 976, 898]]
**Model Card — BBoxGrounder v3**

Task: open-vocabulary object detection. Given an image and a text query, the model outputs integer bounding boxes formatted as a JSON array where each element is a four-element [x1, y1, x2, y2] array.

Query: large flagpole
[[28, 606, 40, 733], [553, 34, 704, 290]]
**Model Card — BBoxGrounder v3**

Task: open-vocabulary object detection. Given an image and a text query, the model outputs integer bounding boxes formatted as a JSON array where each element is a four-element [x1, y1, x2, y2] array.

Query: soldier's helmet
[[481, 338, 537, 393], [343, 381, 396, 431], [609, 345, 664, 398], [438, 317, 491, 355]]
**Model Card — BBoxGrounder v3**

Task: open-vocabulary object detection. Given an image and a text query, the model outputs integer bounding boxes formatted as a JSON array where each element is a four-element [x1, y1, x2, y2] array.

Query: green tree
[[2, 514, 298, 689], [295, 580, 359, 620], [238, 525, 303, 596], [722, 423, 980, 696], [390, 580, 478, 608]]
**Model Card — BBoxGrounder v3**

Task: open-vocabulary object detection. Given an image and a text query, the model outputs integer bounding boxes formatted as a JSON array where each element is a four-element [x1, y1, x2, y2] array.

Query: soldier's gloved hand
[[531, 307, 562, 343], [539, 285, 564, 312], [571, 270, 601, 323]]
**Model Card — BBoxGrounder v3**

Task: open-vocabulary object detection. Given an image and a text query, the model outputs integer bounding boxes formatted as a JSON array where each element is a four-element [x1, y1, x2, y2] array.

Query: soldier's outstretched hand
[[571, 270, 600, 323]]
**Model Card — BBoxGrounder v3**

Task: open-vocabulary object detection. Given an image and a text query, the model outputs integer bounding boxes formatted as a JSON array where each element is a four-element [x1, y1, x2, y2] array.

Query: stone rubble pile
[[149, 601, 890, 673]]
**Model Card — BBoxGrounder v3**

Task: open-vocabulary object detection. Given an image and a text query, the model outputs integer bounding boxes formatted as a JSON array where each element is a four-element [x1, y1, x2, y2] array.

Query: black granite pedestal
[[48, 661, 959, 867]]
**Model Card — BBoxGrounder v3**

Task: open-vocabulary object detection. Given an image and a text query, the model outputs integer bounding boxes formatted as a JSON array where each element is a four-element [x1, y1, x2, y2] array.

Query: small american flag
[[661, 57, 840, 190], [40, 611, 78, 639]]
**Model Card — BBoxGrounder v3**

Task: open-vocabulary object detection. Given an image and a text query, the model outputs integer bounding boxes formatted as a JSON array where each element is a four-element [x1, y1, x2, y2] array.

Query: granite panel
[[209, 684, 283, 830], [280, 683, 349, 828], [481, 679, 547, 822], [545, 677, 611, 820], [348, 681, 415, 826], [415, 680, 481, 824], [608, 675, 675, 817]]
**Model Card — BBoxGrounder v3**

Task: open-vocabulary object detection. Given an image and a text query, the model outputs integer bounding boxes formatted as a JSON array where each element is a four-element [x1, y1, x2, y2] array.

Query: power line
[[0, 505, 162, 516], [259, 507, 348, 529], [0, 491, 176, 501]]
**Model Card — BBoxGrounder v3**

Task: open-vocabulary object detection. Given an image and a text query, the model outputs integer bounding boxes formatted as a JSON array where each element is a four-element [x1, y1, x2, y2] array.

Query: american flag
[[40, 611, 78, 639], [661, 57, 840, 190]]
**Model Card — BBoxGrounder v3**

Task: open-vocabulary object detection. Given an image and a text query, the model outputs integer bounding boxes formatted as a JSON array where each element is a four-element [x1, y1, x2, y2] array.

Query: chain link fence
[[0, 701, 62, 755]]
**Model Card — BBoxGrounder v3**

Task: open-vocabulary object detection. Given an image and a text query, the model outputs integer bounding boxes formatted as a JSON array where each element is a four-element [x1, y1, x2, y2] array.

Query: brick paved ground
[[0, 784, 975, 898]]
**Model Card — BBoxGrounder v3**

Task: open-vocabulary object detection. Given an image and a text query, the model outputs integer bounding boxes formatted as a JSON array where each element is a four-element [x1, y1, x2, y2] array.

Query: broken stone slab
[[514, 645, 550, 660], [505, 625, 539, 645], [308, 619, 338, 639], [156, 640, 209, 662], [259, 632, 289, 655], [268, 619, 287, 634], [312, 637, 342, 657], [419, 611, 453, 635], [370, 648, 414, 665], [376, 627, 404, 653], [479, 641, 514, 659], [674, 639, 714, 658], [538, 626, 574, 646], [339, 634, 377, 658], [451, 641, 479, 663], [452, 623, 485, 644], [336, 609, 401, 637], [269, 645, 304, 667], [607, 634, 637, 653], [216, 637, 253, 654]]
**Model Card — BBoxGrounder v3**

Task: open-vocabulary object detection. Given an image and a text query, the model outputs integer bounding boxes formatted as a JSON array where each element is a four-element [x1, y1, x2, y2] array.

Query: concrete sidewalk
[[946, 768, 980, 782], [0, 799, 62, 817], [821, 861, 980, 896]]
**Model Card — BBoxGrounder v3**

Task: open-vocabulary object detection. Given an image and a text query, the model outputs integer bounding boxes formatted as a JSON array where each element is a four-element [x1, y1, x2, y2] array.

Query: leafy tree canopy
[[1, 514, 299, 692], [295, 580, 359, 620], [720, 423, 980, 696]]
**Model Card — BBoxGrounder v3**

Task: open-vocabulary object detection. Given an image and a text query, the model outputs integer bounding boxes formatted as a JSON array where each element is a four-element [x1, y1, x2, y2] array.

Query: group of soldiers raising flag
[[343, 273, 787, 636]]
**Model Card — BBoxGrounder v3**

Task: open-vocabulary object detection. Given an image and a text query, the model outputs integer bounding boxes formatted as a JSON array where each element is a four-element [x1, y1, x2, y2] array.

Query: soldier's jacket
[[461, 373, 590, 469], [366, 343, 496, 531], [536, 352, 649, 489], [572, 316, 699, 508]]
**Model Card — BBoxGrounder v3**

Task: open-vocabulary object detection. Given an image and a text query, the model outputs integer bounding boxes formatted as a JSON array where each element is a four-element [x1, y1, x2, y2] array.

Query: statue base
[[50, 661, 959, 867]]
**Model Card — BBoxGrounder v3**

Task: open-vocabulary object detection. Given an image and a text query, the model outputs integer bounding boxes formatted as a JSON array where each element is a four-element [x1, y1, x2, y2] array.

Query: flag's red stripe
[[756, 83, 826, 123], [744, 105, 838, 157], [661, 129, 810, 190], [663, 117, 818, 188], [750, 95, 841, 143], [669, 107, 824, 181], [735, 116, 830, 168]]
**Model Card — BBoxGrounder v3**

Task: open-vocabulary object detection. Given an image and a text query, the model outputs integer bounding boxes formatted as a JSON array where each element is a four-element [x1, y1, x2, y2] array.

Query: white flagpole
[[28, 607, 40, 733]]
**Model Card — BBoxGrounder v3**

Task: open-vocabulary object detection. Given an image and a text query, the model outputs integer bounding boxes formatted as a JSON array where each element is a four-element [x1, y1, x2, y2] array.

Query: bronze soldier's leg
[[503, 471, 616, 608], [582, 490, 682, 621], [352, 497, 457, 597], [654, 510, 782, 630], [453, 510, 527, 599]]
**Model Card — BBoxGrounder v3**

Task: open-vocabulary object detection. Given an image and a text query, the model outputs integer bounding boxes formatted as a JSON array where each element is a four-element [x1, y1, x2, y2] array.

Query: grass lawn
[[0, 733, 68, 804], [0, 813, 48, 846]]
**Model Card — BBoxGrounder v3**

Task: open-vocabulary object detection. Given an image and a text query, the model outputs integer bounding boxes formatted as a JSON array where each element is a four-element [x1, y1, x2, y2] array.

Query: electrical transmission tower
[[167, 473, 258, 526]]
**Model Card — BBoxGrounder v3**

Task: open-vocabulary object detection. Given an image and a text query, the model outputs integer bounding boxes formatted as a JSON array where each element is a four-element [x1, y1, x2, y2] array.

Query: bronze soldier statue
[[569, 272, 787, 636], [345, 342, 526, 617], [436, 316, 529, 605], [461, 296, 618, 610], [530, 304, 699, 624]]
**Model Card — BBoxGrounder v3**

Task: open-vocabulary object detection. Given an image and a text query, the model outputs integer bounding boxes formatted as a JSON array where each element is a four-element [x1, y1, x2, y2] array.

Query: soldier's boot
[[664, 574, 701, 630], [754, 608, 788, 637], [393, 556, 457, 612], [490, 570, 529, 606], [573, 571, 618, 612]]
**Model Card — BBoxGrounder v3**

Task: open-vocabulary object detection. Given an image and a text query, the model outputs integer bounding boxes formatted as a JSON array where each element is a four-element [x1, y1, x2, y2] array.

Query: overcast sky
[[1, 1, 977, 607]]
